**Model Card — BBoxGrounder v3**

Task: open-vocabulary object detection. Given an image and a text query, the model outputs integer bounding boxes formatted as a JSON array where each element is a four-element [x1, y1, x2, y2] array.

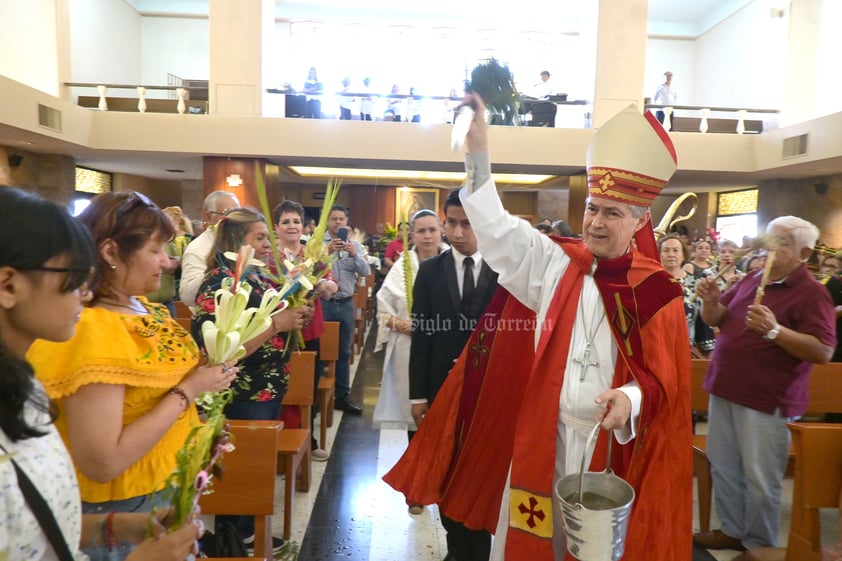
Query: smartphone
[[337, 227, 349, 241]]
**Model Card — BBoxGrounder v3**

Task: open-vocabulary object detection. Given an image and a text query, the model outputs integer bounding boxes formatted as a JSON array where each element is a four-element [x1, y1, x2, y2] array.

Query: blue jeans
[[218, 397, 283, 538], [82, 490, 166, 561], [321, 298, 354, 399], [707, 394, 792, 548]]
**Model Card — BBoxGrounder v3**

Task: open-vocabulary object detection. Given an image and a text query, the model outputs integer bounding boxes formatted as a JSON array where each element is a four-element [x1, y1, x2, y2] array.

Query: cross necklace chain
[[572, 297, 606, 381]]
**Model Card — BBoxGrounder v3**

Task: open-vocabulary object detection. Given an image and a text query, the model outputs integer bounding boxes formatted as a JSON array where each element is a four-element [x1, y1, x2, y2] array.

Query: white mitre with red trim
[[586, 105, 678, 207]]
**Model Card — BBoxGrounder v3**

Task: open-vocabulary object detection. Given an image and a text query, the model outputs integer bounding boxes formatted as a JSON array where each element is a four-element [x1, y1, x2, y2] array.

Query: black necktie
[[462, 256, 475, 312]]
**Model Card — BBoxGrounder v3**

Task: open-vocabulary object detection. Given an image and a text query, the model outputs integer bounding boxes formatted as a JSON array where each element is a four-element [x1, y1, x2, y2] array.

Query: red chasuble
[[384, 238, 693, 561]]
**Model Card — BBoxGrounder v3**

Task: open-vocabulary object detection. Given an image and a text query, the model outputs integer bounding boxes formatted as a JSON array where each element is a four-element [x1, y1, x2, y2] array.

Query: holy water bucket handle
[[577, 421, 613, 503]]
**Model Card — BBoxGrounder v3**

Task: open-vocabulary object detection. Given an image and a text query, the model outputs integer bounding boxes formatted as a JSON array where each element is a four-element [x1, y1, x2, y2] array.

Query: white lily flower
[[201, 321, 220, 363], [223, 251, 266, 268], [298, 274, 314, 291]]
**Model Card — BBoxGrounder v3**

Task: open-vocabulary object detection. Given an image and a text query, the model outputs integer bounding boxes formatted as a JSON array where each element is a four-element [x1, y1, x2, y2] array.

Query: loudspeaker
[[814, 182, 829, 195], [8, 154, 23, 168]]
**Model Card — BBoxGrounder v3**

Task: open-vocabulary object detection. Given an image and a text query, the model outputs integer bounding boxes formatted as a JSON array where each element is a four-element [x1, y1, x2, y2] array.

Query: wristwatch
[[764, 323, 781, 340]]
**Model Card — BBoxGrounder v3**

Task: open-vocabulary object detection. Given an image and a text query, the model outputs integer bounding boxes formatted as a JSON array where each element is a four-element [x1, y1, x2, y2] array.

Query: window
[[715, 188, 758, 244]]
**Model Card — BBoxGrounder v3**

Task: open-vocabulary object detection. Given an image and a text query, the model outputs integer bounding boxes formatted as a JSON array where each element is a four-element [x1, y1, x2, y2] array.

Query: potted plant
[[466, 58, 521, 125]]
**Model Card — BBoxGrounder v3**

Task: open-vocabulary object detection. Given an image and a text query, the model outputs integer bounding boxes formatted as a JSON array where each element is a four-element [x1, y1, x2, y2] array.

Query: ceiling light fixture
[[288, 166, 554, 185]]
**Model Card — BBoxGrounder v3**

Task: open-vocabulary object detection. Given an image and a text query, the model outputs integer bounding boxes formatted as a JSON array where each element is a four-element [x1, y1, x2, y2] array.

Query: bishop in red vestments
[[385, 100, 692, 561]]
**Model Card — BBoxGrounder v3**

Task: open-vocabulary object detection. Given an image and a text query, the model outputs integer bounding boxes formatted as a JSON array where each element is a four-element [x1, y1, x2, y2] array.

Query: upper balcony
[[2, 75, 841, 195]]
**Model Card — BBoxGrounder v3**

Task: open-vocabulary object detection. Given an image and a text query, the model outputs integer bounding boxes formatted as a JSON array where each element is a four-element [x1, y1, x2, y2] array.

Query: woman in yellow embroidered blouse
[[28, 192, 236, 560]]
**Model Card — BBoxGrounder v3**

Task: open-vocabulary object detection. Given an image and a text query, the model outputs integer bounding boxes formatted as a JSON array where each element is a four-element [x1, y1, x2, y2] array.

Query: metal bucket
[[554, 422, 635, 561]]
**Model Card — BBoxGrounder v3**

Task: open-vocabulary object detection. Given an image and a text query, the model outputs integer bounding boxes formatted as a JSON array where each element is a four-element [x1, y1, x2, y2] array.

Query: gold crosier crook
[[652, 192, 698, 241]]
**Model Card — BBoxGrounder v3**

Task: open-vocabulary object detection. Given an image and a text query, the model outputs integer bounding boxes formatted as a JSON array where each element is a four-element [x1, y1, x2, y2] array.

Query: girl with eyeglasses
[[0, 187, 202, 561]]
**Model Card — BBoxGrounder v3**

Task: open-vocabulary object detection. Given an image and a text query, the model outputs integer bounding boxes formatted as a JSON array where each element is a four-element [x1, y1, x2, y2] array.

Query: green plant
[[466, 58, 521, 126]]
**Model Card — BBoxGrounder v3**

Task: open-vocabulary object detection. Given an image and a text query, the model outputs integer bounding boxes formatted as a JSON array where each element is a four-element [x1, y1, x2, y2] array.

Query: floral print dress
[[193, 264, 291, 403]]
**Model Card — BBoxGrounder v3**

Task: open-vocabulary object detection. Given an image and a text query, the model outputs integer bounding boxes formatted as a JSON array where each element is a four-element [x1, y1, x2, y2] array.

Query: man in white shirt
[[179, 191, 240, 308], [529, 70, 555, 99], [653, 71, 677, 126]]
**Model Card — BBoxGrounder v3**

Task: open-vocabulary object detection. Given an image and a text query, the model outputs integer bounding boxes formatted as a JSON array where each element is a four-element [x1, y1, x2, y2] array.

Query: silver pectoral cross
[[573, 343, 599, 381]]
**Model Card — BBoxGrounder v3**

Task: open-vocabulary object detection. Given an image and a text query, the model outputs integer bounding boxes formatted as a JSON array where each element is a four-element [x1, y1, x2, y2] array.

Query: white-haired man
[[179, 191, 240, 307], [694, 216, 835, 558]]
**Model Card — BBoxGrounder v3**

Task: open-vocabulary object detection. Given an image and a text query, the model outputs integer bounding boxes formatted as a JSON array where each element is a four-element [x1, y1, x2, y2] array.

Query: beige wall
[[757, 175, 842, 248], [0, 145, 75, 204]]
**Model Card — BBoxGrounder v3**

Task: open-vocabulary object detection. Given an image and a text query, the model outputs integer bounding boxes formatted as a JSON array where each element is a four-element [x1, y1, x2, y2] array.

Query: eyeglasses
[[118, 191, 154, 218], [23, 266, 96, 296]]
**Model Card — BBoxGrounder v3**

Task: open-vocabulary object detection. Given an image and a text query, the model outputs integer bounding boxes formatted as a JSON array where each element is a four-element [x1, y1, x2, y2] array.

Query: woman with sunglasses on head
[[27, 191, 236, 560], [192, 207, 309, 549], [0, 187, 201, 561]]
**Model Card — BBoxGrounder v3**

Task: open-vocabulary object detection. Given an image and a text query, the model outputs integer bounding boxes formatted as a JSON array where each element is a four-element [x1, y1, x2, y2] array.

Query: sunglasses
[[24, 266, 96, 296], [118, 191, 154, 218]]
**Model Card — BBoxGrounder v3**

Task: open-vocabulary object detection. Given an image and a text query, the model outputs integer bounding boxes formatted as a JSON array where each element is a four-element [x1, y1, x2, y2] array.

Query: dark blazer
[[409, 249, 498, 404]]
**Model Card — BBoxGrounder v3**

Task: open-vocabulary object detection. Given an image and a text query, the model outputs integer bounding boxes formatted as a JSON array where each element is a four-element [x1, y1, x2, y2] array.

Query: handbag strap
[[0, 443, 76, 561]]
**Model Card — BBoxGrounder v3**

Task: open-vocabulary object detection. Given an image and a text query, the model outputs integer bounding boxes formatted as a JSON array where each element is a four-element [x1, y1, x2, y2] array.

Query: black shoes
[[243, 534, 286, 555], [334, 397, 363, 415]]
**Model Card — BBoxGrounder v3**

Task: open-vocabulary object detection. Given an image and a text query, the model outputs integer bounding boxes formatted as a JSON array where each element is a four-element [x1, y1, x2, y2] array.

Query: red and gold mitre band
[[587, 166, 667, 207]]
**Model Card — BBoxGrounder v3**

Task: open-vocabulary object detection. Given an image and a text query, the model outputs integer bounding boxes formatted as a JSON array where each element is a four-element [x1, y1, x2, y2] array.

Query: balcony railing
[[644, 103, 780, 134], [65, 81, 776, 134], [65, 81, 208, 114]]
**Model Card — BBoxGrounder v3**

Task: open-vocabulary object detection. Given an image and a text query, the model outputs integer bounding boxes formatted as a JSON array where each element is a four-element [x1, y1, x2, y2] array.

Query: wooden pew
[[278, 351, 316, 540], [692, 359, 842, 532], [786, 423, 842, 561], [172, 301, 192, 332], [690, 359, 714, 532], [353, 286, 367, 357], [198, 420, 283, 560], [316, 321, 339, 449], [174, 300, 192, 319], [364, 273, 375, 323]]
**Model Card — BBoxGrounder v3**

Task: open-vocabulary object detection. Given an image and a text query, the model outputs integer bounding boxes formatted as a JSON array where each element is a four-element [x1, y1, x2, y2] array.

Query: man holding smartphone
[[323, 204, 370, 415]]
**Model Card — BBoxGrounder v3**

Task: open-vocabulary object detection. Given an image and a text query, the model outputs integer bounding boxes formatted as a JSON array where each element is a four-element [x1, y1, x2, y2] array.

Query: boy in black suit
[[409, 188, 498, 561]]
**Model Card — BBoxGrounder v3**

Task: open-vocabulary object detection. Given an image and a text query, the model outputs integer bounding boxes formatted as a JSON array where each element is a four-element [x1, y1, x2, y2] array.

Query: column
[[567, 175, 588, 234], [782, 0, 822, 125], [209, 0, 274, 116], [590, 0, 649, 127], [202, 157, 282, 213]]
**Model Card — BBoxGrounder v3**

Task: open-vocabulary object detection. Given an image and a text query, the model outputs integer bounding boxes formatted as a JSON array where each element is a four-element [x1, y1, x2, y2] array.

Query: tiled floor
[[250, 323, 839, 561]]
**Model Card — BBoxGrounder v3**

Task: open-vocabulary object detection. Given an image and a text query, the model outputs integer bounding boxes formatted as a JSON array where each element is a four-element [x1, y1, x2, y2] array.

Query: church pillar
[[567, 175, 588, 234], [590, 0, 649, 127], [202, 157, 282, 214], [782, 0, 822, 125], [208, 0, 274, 116]]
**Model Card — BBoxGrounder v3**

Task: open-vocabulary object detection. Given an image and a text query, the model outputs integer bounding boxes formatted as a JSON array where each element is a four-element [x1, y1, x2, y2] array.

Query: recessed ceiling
[[127, 0, 751, 35], [5, 0, 817, 194]]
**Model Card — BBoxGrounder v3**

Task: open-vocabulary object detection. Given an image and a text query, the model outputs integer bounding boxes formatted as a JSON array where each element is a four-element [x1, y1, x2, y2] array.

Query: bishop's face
[[582, 196, 649, 260]]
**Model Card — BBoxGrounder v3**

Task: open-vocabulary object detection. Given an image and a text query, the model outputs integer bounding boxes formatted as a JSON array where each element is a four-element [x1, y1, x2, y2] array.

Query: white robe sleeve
[[460, 167, 570, 312], [615, 382, 641, 444], [375, 253, 409, 353]]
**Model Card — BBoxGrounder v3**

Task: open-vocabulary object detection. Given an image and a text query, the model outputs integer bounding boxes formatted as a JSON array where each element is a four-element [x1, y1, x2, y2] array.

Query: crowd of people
[[3, 97, 841, 561], [289, 68, 562, 125], [0, 184, 372, 557]]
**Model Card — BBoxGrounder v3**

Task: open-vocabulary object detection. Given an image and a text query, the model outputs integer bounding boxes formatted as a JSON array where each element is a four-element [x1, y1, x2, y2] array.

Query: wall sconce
[[226, 174, 243, 187], [769, 6, 785, 18]]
